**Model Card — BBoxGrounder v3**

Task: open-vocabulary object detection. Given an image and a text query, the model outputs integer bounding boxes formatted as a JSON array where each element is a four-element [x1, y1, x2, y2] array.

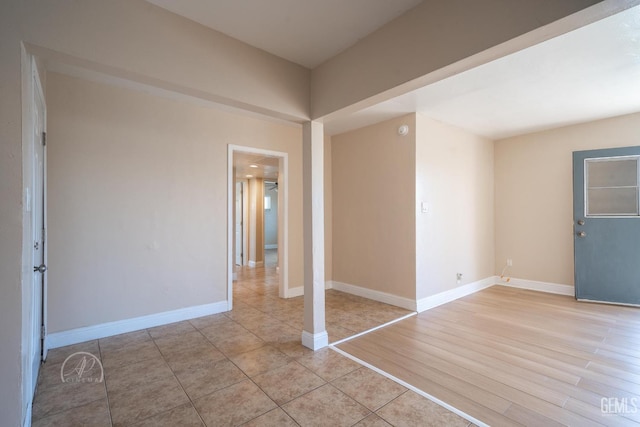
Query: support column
[[301, 121, 328, 350]]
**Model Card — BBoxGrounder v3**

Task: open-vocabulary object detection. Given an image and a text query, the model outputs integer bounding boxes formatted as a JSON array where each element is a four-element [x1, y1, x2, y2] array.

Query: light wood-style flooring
[[338, 285, 640, 426]]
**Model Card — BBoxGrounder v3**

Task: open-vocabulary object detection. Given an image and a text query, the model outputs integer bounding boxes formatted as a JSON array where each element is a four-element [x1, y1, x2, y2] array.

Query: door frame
[[227, 145, 289, 310], [20, 50, 48, 424], [573, 146, 640, 306]]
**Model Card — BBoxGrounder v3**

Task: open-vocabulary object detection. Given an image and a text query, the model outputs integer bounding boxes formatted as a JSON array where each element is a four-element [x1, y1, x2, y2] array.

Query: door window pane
[[586, 157, 639, 216], [587, 188, 638, 215], [588, 159, 637, 187]]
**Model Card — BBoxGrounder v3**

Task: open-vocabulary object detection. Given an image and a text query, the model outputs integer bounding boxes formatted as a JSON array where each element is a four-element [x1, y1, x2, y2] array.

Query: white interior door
[[30, 66, 47, 396], [235, 181, 243, 266]]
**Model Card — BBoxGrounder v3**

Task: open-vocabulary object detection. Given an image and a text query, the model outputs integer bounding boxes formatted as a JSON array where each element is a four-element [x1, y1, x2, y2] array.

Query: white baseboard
[[265, 244, 278, 249], [248, 260, 264, 267], [301, 330, 329, 350], [285, 281, 333, 298], [416, 277, 496, 313], [499, 276, 574, 296], [318, 276, 570, 316], [46, 300, 228, 349], [286, 286, 304, 298], [329, 280, 417, 311]]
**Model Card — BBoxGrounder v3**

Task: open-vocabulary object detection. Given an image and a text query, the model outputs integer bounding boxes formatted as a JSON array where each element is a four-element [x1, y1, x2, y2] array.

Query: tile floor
[[32, 263, 475, 426]]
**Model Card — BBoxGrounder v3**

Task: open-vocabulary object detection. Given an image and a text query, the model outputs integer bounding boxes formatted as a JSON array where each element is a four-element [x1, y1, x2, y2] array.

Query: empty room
[[2, 1, 640, 426]]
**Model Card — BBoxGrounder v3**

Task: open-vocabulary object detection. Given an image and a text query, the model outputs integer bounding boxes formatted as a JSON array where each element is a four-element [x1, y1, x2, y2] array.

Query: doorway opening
[[234, 180, 248, 269], [227, 145, 289, 310], [264, 180, 279, 268]]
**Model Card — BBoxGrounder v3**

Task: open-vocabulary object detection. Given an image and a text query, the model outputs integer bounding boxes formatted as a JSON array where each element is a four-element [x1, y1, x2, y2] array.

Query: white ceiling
[[234, 152, 279, 181], [325, 5, 640, 139], [146, 0, 423, 69], [143, 2, 640, 140]]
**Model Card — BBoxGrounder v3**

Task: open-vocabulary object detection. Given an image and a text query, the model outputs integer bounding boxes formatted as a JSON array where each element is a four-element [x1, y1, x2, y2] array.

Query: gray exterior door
[[573, 146, 640, 305]]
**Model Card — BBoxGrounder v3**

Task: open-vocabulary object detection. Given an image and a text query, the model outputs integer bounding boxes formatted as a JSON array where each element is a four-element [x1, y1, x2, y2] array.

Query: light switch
[[421, 202, 429, 214]]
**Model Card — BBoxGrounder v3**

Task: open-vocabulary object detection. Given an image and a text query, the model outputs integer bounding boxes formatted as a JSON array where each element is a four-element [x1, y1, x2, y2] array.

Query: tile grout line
[[322, 378, 374, 425], [188, 318, 287, 426], [371, 389, 411, 424], [327, 367, 395, 418], [171, 320, 295, 424], [237, 371, 306, 427], [102, 329, 189, 426], [97, 339, 115, 427], [32, 344, 112, 425], [330, 345, 489, 427], [147, 329, 210, 427]]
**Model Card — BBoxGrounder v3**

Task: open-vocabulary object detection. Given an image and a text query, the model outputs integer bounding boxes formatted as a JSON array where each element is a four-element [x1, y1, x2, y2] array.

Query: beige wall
[[331, 115, 416, 299], [46, 72, 303, 332], [415, 115, 495, 299], [495, 112, 640, 286]]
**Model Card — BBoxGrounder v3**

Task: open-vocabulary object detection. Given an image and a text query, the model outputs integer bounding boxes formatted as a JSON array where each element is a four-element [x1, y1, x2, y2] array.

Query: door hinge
[[42, 131, 46, 146], [40, 324, 46, 339]]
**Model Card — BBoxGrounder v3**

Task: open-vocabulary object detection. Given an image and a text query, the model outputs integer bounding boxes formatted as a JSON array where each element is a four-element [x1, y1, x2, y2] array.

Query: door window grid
[[585, 156, 640, 217]]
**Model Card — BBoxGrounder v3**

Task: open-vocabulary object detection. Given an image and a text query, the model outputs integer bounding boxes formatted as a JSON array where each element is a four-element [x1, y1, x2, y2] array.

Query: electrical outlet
[[507, 258, 513, 267], [456, 273, 463, 283]]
